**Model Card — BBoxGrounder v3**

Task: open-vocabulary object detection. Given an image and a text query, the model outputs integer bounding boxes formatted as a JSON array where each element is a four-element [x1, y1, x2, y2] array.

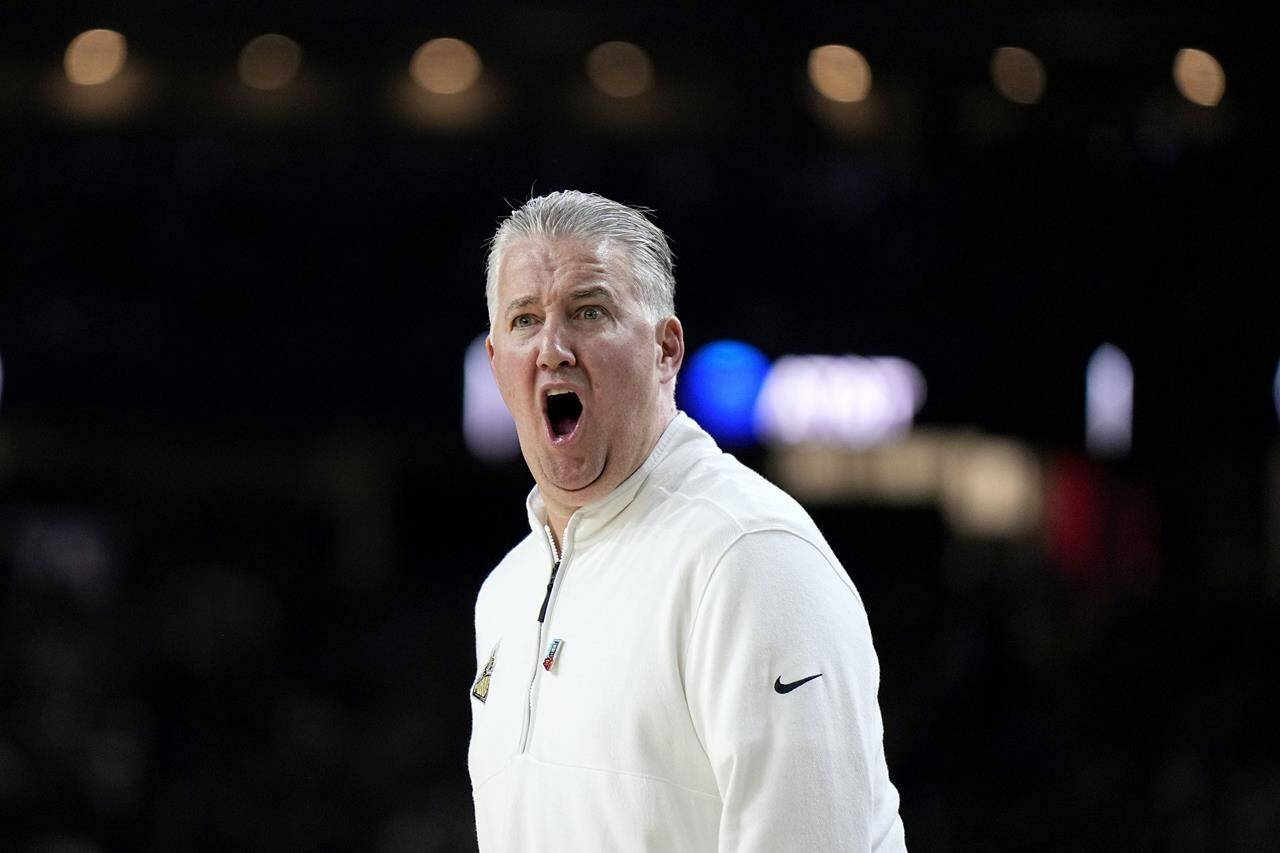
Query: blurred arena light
[[465, 338, 925, 459], [238, 34, 303, 91], [807, 45, 872, 103], [1273, 358, 1280, 425], [51, 29, 147, 119], [410, 37, 482, 95], [769, 430, 1042, 538], [755, 355, 926, 449], [463, 334, 519, 462], [1173, 48, 1225, 107], [679, 340, 771, 447], [990, 46, 1046, 105], [939, 436, 1042, 538], [64, 29, 127, 86], [585, 41, 654, 98], [1086, 343, 1133, 457], [770, 435, 941, 506]]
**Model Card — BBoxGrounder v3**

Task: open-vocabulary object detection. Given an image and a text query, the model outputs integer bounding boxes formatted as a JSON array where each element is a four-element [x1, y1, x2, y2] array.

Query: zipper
[[536, 526, 561, 622], [520, 523, 568, 754], [536, 561, 560, 623]]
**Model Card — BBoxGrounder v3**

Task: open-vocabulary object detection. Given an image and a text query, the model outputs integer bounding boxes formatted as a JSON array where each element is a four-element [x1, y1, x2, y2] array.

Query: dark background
[[1, 3, 1276, 850]]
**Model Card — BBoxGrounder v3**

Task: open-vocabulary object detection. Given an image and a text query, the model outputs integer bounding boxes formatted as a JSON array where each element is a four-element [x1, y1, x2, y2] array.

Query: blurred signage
[[681, 342, 926, 449], [753, 354, 926, 449], [466, 337, 928, 461], [768, 429, 1043, 539]]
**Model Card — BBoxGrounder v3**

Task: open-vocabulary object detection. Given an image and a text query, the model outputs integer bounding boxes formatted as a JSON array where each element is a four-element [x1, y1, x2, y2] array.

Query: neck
[[540, 407, 679, 554]]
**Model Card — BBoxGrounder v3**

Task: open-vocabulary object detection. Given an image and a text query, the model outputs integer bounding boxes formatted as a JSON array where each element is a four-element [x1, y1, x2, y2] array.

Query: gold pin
[[472, 641, 499, 702]]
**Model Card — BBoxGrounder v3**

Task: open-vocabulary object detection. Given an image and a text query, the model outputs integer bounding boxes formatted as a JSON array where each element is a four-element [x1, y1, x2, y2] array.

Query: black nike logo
[[774, 673, 822, 694]]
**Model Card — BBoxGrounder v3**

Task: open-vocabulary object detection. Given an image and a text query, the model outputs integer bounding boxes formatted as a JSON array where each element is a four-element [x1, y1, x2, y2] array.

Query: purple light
[[1274, 357, 1280, 425], [463, 334, 519, 462], [1086, 343, 1133, 457], [754, 355, 926, 448]]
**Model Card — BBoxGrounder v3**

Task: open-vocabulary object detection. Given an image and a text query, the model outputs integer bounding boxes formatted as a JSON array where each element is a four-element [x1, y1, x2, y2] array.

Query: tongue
[[552, 416, 577, 437]]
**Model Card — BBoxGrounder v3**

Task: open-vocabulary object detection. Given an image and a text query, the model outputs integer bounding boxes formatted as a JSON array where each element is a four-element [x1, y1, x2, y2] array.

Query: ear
[[655, 315, 684, 384], [483, 327, 499, 376]]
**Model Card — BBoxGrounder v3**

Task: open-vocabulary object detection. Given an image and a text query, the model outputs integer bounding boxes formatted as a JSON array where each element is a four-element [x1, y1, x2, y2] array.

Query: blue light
[[679, 340, 771, 446]]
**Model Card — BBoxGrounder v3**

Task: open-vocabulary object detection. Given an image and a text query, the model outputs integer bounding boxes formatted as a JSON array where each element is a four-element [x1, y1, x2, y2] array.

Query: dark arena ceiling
[[0, 3, 1270, 446]]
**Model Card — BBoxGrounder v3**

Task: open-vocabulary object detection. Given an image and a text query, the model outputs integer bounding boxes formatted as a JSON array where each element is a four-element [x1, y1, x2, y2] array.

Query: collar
[[524, 411, 714, 551]]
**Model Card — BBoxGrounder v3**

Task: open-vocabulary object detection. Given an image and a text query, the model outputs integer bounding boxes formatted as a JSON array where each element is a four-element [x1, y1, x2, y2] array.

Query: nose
[[536, 318, 576, 370]]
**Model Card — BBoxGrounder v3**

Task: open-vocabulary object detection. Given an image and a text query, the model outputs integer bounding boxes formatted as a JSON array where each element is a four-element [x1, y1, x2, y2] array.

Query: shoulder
[[655, 448, 867, 614], [710, 528, 861, 608], [688, 528, 874, 682], [650, 444, 831, 556], [628, 444, 860, 613]]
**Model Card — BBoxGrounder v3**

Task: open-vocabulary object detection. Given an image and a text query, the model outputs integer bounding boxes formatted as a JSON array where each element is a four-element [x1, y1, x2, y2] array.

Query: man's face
[[487, 236, 682, 514]]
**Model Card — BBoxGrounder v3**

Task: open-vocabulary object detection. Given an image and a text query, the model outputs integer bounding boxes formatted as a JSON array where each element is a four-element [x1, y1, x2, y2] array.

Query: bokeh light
[[680, 340, 771, 446], [1273, 358, 1280, 425], [238, 34, 303, 91], [463, 334, 519, 462], [64, 29, 127, 86], [755, 355, 925, 449], [940, 437, 1042, 538], [585, 41, 654, 99], [990, 46, 1046, 105], [410, 37, 482, 95], [1086, 343, 1133, 457], [807, 44, 872, 103], [1173, 48, 1225, 107]]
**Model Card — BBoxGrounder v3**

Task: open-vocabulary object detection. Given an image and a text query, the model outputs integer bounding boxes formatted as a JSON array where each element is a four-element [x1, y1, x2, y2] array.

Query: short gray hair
[[485, 190, 676, 328]]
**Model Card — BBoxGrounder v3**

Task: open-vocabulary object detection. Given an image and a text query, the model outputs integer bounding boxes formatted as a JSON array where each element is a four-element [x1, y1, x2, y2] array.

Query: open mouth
[[545, 390, 584, 441]]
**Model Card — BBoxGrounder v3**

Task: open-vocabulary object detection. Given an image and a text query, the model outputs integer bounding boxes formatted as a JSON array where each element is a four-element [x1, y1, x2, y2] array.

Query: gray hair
[[485, 190, 676, 328]]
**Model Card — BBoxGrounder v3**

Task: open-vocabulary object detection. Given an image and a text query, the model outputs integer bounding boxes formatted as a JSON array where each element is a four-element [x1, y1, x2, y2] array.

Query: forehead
[[497, 236, 636, 302]]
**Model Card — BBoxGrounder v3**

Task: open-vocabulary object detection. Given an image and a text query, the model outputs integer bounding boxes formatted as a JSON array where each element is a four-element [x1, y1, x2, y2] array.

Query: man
[[469, 190, 907, 851]]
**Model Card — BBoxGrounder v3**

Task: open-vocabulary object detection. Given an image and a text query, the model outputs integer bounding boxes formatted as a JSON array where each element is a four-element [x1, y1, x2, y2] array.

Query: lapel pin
[[542, 638, 563, 672]]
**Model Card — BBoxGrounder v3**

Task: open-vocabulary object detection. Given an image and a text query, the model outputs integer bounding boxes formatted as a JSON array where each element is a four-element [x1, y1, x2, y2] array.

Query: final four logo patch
[[472, 641, 499, 703], [542, 638, 563, 672]]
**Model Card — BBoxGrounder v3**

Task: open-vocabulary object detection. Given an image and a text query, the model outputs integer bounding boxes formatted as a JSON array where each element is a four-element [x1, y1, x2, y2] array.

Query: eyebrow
[[567, 285, 615, 302], [503, 285, 616, 317], [504, 295, 538, 316]]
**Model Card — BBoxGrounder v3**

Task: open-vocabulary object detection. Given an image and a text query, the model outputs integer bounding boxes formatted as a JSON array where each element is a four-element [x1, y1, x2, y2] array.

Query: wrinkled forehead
[[497, 236, 639, 301]]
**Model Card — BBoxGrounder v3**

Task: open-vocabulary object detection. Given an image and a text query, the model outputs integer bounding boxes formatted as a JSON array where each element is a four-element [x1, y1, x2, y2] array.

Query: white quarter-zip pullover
[[469, 412, 907, 852]]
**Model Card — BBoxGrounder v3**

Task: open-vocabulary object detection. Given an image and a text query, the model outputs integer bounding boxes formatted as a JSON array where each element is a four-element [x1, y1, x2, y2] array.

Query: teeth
[[547, 389, 573, 396]]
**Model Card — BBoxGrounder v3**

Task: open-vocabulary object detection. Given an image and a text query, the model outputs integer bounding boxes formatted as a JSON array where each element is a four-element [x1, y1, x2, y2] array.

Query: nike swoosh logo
[[774, 673, 822, 694]]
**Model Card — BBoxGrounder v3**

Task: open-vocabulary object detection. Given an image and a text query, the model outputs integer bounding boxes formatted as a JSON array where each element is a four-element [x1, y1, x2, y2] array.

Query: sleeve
[[684, 529, 905, 852]]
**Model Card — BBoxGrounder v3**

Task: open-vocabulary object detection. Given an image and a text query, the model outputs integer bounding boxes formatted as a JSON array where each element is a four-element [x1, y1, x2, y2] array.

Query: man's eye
[[513, 314, 536, 329], [580, 306, 603, 320]]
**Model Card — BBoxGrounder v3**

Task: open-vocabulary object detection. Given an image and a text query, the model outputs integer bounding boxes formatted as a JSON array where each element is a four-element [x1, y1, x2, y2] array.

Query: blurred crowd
[[2, 420, 1277, 850]]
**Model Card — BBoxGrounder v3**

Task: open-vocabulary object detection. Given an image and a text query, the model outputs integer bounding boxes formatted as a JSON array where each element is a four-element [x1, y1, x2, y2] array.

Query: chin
[[546, 474, 602, 497], [541, 458, 608, 497]]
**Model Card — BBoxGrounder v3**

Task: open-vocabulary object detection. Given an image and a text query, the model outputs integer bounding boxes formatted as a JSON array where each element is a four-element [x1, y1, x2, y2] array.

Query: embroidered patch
[[472, 641, 499, 703], [542, 638, 563, 672]]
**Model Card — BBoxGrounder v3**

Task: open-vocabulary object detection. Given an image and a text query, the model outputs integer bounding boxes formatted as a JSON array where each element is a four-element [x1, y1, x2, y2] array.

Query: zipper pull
[[537, 560, 559, 623], [537, 523, 563, 623]]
